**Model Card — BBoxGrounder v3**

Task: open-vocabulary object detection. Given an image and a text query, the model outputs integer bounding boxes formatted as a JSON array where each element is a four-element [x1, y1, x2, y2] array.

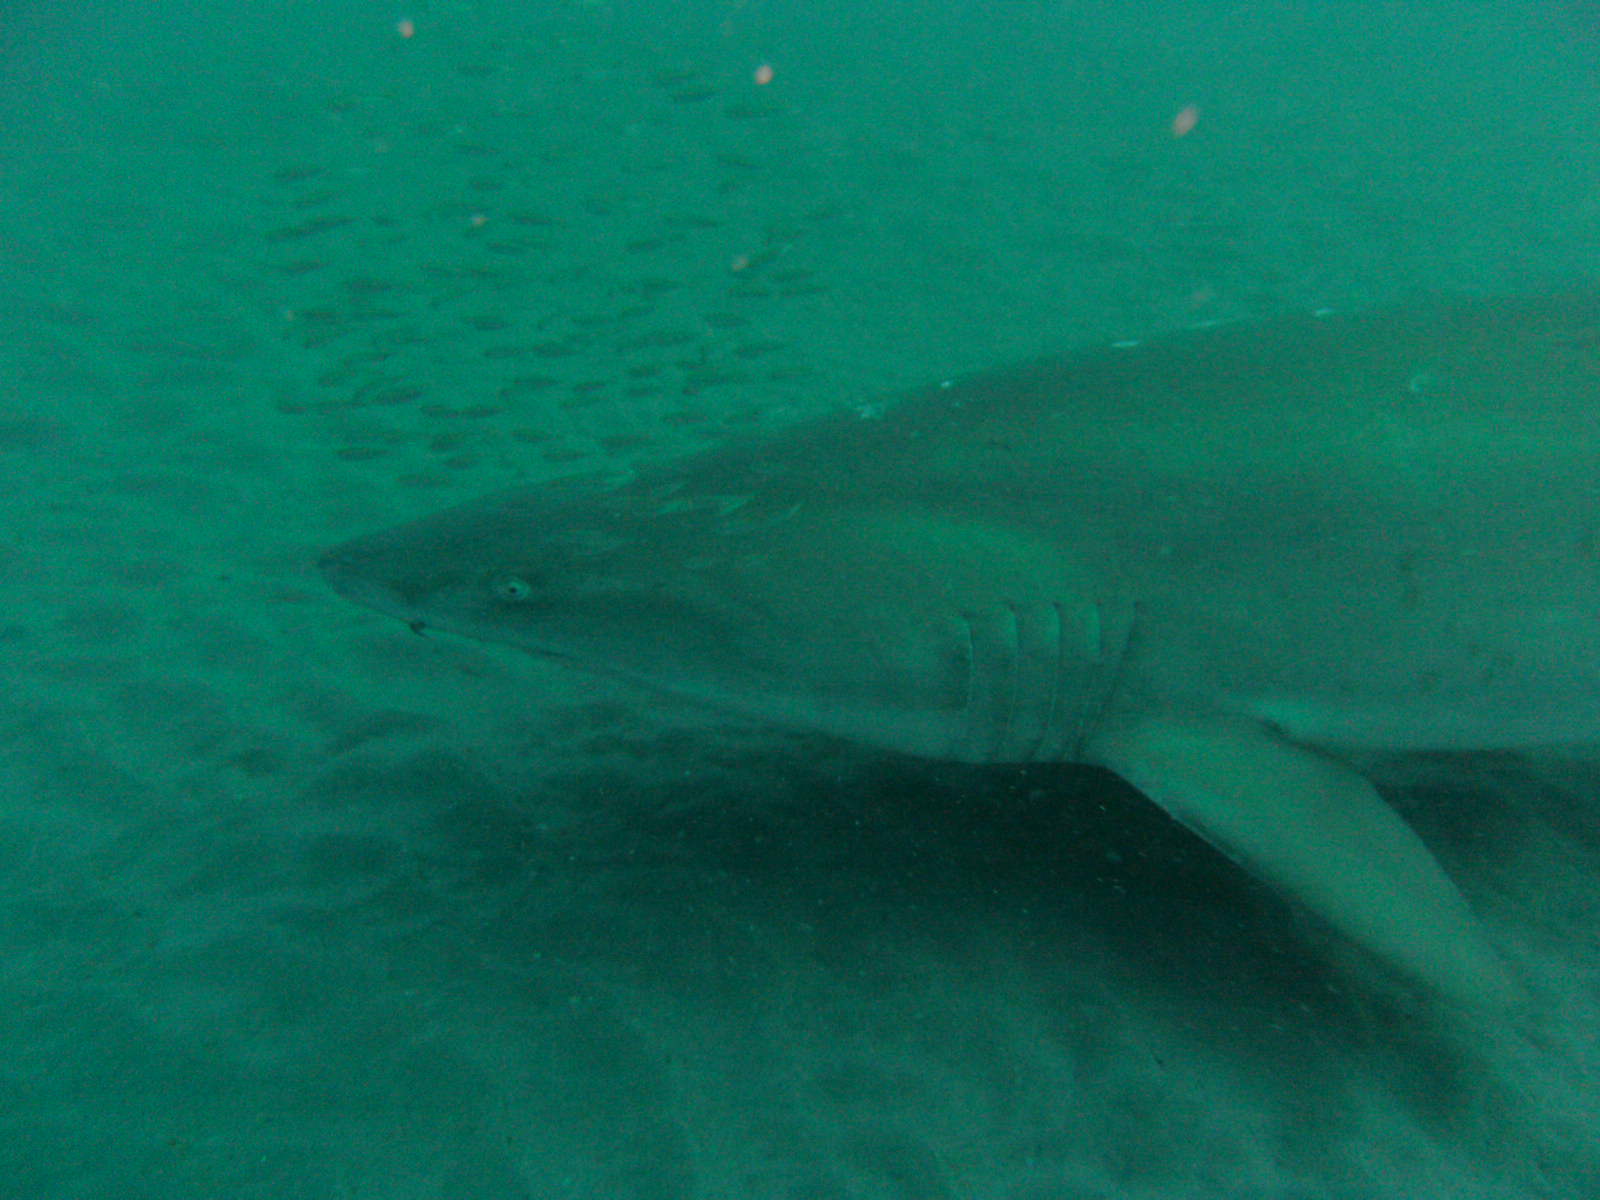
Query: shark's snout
[[317, 534, 413, 619]]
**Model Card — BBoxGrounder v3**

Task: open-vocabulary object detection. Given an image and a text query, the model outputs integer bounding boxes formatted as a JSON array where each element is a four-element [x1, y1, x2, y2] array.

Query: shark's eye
[[492, 575, 534, 602]]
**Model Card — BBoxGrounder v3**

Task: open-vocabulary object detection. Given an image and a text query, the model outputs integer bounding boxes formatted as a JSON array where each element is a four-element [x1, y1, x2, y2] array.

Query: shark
[[320, 287, 1600, 1008]]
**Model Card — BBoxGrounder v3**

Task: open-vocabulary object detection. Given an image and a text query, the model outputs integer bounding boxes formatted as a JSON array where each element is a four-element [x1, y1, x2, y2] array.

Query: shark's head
[[319, 469, 1126, 763]]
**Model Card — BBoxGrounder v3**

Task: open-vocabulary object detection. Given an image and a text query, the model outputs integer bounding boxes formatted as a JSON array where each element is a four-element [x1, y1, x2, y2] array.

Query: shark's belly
[[1124, 561, 1600, 751]]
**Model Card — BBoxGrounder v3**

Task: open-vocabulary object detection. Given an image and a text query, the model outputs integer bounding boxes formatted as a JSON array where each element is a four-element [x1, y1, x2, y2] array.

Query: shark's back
[[675, 287, 1600, 750]]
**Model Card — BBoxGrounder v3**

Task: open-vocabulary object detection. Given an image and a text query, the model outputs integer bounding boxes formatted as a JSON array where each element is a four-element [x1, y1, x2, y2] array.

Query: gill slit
[[1068, 603, 1104, 759], [1024, 601, 1066, 763], [959, 612, 977, 757], [1070, 600, 1137, 760], [997, 604, 1021, 762]]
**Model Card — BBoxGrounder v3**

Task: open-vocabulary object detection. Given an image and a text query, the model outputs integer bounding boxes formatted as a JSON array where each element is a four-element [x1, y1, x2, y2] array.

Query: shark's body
[[322, 288, 1600, 1007]]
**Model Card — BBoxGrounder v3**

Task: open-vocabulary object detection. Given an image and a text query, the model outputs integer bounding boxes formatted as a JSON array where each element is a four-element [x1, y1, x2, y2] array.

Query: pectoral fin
[[1086, 713, 1515, 1007]]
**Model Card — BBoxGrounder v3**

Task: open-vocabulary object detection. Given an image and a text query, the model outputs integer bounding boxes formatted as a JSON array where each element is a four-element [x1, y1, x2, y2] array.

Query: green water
[[2, 1, 1597, 1195]]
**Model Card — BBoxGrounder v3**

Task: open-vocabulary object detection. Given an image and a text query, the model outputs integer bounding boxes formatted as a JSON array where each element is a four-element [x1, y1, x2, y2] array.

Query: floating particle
[[754, 63, 774, 86], [1172, 104, 1200, 137], [397, 18, 415, 39]]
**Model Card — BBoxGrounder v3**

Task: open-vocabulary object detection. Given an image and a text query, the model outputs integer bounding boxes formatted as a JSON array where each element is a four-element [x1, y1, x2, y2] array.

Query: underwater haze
[[3, 1, 1599, 1196]]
